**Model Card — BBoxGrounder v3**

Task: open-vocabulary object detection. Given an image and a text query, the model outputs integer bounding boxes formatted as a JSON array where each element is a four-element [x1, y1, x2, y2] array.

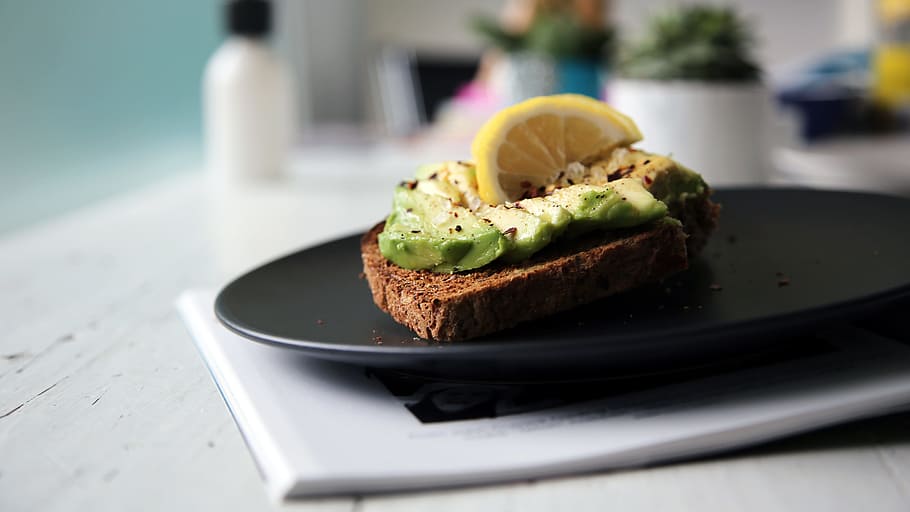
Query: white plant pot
[[607, 79, 771, 186]]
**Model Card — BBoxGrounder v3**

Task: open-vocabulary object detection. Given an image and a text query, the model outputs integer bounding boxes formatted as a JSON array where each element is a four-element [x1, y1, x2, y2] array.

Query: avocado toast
[[362, 216, 688, 342], [361, 95, 719, 341]]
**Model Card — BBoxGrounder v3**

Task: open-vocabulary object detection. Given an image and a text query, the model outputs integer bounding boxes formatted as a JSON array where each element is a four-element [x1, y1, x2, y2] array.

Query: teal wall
[[0, 0, 221, 233]]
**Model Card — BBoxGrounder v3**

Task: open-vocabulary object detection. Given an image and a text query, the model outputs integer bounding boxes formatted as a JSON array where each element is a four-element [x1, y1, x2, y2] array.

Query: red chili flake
[[503, 227, 518, 237], [643, 159, 651, 165], [643, 175, 653, 185], [520, 180, 532, 188], [428, 172, 438, 180], [514, 201, 524, 209], [709, 283, 723, 291], [400, 180, 417, 190], [405, 208, 413, 213], [453, 212, 459, 218]]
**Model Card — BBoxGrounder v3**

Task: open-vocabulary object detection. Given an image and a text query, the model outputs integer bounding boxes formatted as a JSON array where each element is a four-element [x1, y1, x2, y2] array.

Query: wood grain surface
[[2, 174, 909, 512]]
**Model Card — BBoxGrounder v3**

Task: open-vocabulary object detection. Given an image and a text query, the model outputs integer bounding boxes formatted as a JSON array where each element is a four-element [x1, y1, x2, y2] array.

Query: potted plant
[[609, 6, 768, 185], [472, 3, 614, 103]]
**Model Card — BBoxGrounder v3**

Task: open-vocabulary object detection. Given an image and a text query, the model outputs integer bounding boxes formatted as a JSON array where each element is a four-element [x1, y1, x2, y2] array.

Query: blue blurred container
[[556, 58, 601, 98]]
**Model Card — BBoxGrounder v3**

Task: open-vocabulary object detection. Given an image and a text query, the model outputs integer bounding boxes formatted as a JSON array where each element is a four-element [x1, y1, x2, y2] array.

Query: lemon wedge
[[471, 94, 643, 204]]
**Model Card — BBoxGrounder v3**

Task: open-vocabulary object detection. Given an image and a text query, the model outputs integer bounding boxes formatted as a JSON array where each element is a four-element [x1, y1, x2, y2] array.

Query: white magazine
[[177, 290, 910, 502]]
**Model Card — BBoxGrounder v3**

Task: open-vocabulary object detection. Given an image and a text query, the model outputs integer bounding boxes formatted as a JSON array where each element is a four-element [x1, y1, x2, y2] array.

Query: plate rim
[[214, 187, 910, 360], [216, 279, 910, 357]]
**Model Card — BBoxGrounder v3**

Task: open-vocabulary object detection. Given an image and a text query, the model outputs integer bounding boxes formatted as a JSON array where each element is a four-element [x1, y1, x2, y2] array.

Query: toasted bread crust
[[674, 193, 721, 256], [361, 220, 688, 341]]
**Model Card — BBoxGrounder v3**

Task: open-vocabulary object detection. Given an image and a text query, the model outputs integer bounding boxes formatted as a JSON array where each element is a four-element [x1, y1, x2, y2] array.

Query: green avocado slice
[[378, 186, 506, 273], [545, 179, 668, 236], [379, 167, 670, 273], [475, 204, 556, 263]]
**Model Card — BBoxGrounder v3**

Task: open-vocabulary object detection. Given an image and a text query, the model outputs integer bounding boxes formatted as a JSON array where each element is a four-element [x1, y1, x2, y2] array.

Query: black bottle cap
[[226, 0, 271, 37]]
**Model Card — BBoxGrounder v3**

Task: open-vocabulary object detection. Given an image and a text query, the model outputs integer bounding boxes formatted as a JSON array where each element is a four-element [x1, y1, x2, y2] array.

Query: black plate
[[215, 188, 910, 380]]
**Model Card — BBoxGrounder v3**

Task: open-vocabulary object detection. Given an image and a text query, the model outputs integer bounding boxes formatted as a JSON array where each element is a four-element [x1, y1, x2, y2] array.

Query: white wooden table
[[3, 154, 910, 511]]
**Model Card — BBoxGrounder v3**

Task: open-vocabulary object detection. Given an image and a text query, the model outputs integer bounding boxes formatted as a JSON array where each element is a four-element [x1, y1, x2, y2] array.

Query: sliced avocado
[[414, 161, 485, 209], [511, 197, 572, 237], [410, 164, 462, 202], [587, 149, 708, 206], [443, 161, 479, 191], [477, 204, 556, 262], [421, 161, 486, 211], [414, 163, 444, 181], [414, 178, 461, 202], [546, 179, 667, 235], [382, 163, 670, 272], [379, 186, 506, 272], [639, 160, 707, 205]]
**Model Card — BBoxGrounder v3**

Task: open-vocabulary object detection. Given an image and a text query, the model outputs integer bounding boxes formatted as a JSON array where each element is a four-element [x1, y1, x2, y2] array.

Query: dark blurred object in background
[[777, 50, 905, 143], [414, 56, 480, 124], [776, 1, 910, 143], [778, 51, 873, 142]]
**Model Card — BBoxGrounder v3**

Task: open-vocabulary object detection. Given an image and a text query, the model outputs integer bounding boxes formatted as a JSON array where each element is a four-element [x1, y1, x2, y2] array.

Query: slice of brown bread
[[361, 219, 689, 341], [672, 193, 721, 256]]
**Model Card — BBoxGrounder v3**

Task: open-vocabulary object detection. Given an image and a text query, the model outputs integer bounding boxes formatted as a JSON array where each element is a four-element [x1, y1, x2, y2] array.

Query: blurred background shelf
[[4, 0, 908, 236]]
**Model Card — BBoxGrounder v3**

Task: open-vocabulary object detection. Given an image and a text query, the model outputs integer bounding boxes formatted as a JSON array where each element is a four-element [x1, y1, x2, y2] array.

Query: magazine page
[[177, 290, 910, 501]]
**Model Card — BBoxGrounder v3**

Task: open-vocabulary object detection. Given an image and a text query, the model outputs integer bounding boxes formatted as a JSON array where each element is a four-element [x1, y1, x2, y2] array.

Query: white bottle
[[204, 0, 295, 184]]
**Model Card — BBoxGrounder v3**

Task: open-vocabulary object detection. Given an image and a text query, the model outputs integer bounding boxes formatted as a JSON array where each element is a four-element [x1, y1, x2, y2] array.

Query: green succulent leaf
[[620, 6, 761, 82]]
